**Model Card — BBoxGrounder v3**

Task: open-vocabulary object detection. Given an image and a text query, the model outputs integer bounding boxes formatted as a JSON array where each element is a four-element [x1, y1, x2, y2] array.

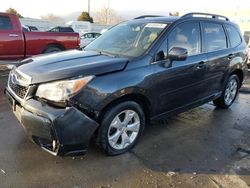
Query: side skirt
[[150, 92, 222, 121]]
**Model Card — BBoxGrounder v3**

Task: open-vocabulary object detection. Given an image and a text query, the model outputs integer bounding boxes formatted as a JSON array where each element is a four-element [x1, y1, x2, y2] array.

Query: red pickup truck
[[0, 13, 80, 60]]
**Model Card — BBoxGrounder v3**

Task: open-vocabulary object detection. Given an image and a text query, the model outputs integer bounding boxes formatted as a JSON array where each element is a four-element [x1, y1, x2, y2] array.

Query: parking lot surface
[[0, 71, 250, 188]]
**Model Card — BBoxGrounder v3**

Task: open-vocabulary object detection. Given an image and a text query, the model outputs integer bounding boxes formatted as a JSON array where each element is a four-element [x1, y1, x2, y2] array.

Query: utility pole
[[88, 0, 90, 16], [107, 0, 110, 24]]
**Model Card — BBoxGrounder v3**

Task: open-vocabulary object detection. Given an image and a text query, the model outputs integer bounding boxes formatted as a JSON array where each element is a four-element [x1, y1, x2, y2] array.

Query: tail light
[[77, 34, 80, 48]]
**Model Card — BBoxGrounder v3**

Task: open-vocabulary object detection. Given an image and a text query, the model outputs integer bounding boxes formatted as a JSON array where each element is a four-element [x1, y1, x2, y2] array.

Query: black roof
[[130, 12, 232, 24], [128, 16, 179, 24]]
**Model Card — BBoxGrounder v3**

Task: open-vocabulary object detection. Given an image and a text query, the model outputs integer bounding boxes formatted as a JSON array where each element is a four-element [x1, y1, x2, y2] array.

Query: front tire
[[97, 101, 145, 155], [213, 74, 239, 108]]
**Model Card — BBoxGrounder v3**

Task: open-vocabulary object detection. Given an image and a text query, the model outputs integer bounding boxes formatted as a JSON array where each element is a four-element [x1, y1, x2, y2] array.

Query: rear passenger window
[[0, 16, 13, 30], [225, 24, 242, 47], [168, 22, 201, 56], [202, 23, 227, 52]]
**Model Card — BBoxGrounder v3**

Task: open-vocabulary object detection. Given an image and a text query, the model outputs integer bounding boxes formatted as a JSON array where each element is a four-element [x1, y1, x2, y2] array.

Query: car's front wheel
[[213, 74, 239, 108], [97, 101, 145, 155]]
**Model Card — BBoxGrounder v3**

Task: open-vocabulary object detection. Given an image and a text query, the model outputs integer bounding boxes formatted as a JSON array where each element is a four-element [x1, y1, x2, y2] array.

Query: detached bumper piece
[[6, 90, 99, 156]]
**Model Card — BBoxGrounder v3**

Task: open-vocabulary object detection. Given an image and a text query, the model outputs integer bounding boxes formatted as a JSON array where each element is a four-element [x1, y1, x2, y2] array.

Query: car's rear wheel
[[97, 101, 145, 155], [43, 46, 62, 54], [213, 74, 239, 108]]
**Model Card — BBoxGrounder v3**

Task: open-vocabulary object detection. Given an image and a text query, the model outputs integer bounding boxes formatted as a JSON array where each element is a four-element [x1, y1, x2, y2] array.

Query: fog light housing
[[52, 140, 57, 152]]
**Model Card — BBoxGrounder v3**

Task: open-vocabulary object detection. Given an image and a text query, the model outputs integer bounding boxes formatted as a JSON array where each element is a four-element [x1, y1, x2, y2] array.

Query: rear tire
[[97, 101, 145, 156], [43, 46, 62, 54], [213, 74, 239, 108]]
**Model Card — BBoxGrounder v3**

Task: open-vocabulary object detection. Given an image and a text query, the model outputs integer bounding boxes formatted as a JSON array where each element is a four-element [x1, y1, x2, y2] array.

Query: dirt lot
[[0, 69, 250, 188]]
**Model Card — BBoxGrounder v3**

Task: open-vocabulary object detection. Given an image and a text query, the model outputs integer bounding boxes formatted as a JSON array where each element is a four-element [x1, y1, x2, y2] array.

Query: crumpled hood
[[17, 50, 129, 84]]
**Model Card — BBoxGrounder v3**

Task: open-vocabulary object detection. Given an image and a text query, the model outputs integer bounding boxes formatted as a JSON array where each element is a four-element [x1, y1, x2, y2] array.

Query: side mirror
[[168, 47, 188, 61]]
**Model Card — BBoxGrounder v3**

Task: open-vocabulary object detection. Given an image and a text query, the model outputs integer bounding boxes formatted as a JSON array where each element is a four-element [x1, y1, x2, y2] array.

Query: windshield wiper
[[98, 50, 117, 58], [85, 49, 119, 58]]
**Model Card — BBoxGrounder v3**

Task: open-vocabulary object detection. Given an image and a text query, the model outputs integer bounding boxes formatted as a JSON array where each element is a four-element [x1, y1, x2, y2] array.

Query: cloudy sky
[[1, 0, 250, 19]]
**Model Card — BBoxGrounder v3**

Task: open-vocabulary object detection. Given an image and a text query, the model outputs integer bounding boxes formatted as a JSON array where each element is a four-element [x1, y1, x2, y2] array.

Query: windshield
[[85, 22, 168, 57]]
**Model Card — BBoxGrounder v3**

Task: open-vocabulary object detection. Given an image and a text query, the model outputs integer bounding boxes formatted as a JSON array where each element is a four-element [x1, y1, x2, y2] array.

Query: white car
[[80, 32, 101, 48]]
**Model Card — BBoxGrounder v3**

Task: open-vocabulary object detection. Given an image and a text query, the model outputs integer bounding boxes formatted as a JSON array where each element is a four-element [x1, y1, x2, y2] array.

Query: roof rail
[[181, 12, 230, 21], [134, 15, 163, 19]]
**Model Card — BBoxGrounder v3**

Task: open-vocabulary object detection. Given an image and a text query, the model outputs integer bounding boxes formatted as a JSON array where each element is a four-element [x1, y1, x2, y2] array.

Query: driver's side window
[[168, 22, 201, 56], [155, 22, 201, 62]]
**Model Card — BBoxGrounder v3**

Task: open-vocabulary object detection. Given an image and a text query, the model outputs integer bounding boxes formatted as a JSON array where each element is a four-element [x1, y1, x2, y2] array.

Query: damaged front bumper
[[5, 88, 99, 156]]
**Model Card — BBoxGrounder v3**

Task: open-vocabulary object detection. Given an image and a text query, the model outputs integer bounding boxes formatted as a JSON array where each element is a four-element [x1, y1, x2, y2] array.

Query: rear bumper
[[5, 88, 99, 156]]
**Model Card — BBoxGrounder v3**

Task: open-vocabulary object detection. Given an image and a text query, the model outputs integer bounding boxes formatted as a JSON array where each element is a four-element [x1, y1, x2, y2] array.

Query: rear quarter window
[[225, 24, 242, 47], [202, 22, 227, 52], [0, 16, 13, 30]]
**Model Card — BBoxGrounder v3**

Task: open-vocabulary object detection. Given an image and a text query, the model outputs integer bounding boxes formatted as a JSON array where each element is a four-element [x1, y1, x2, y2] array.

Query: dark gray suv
[[5, 12, 248, 156]]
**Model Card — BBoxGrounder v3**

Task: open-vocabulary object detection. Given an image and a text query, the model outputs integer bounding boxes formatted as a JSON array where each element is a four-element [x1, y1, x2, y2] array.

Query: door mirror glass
[[168, 47, 188, 61]]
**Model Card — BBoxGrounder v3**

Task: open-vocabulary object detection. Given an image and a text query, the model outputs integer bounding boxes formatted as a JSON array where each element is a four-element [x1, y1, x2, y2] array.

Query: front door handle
[[196, 61, 205, 69], [8, 34, 19, 37], [227, 54, 234, 60]]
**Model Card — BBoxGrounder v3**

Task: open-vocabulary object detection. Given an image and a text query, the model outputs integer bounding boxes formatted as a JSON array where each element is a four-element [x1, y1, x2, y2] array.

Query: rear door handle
[[196, 61, 206, 69], [8, 34, 19, 37]]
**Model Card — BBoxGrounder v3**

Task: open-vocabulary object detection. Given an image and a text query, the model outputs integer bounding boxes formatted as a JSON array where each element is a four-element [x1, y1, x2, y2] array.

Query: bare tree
[[93, 6, 124, 25], [40, 14, 63, 22]]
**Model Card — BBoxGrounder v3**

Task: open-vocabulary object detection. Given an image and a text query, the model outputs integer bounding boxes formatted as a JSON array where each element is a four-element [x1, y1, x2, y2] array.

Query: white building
[[20, 18, 111, 34], [66, 21, 91, 35]]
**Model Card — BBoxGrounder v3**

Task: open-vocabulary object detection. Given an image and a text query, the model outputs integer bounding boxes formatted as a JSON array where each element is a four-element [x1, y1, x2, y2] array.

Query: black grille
[[9, 79, 28, 99]]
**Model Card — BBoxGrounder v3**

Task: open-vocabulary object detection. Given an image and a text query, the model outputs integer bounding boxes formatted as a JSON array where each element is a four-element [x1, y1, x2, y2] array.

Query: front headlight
[[36, 76, 94, 103]]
